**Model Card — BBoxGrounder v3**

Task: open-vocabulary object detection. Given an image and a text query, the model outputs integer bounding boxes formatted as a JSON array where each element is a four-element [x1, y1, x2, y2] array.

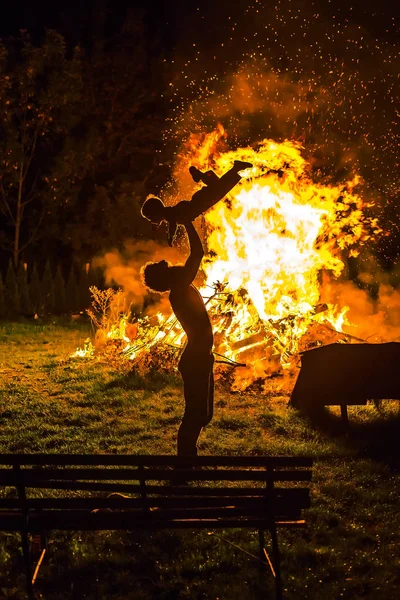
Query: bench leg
[[270, 525, 283, 600], [258, 528, 283, 600], [259, 529, 275, 576], [21, 530, 35, 600], [258, 529, 265, 560], [340, 404, 348, 424], [31, 533, 47, 587]]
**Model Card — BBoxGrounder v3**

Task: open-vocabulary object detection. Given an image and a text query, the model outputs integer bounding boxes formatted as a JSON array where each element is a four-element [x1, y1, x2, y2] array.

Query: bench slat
[[0, 489, 310, 510], [0, 468, 312, 485], [0, 454, 313, 468], [0, 510, 307, 532], [0, 481, 310, 495]]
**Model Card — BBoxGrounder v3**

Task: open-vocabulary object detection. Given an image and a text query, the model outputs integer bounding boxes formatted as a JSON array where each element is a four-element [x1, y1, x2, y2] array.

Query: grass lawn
[[0, 319, 399, 599]]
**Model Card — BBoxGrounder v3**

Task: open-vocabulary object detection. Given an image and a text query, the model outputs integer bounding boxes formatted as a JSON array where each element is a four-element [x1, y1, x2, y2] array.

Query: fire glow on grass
[[73, 130, 381, 392]]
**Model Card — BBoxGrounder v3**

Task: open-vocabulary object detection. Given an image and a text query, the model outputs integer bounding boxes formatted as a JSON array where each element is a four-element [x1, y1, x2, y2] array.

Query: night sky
[[1, 0, 399, 264]]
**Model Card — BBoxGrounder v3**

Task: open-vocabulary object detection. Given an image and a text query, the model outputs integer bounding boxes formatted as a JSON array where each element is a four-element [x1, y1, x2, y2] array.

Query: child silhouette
[[141, 160, 252, 245]]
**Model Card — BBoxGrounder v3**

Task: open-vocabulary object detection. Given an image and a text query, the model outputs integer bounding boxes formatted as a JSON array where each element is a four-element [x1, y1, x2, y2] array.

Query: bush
[[54, 265, 67, 314], [17, 263, 33, 316], [5, 260, 20, 317], [41, 260, 55, 314], [29, 264, 42, 316], [0, 273, 6, 318], [66, 267, 79, 313]]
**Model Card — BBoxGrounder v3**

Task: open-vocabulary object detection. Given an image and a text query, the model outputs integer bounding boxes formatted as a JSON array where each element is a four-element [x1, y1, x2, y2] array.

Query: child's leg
[[190, 167, 242, 215]]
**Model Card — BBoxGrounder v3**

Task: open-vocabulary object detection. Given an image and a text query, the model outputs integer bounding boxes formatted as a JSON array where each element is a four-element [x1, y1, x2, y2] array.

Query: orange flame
[[73, 129, 381, 392]]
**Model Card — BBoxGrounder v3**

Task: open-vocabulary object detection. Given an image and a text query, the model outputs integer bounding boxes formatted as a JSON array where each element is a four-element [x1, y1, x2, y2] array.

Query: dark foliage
[[0, 8, 170, 278]]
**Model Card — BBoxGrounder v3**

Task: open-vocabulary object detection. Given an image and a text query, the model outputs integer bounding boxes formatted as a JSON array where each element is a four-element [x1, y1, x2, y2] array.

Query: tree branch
[[19, 206, 45, 253], [23, 171, 41, 206], [0, 179, 16, 224], [22, 121, 40, 183]]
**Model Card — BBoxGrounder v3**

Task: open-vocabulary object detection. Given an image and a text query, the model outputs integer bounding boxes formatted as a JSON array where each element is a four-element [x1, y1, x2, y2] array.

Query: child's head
[[141, 196, 166, 223], [141, 260, 171, 292]]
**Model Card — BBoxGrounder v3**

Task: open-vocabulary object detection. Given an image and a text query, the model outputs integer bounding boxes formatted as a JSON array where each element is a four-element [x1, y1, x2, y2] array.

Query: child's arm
[[165, 202, 193, 246], [162, 206, 177, 246]]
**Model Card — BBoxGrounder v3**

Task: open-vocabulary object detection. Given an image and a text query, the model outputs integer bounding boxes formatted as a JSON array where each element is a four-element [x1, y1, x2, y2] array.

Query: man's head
[[141, 260, 172, 292], [141, 196, 166, 223]]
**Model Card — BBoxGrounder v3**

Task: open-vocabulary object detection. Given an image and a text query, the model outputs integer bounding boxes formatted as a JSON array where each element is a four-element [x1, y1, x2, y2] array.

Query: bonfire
[[72, 128, 382, 394]]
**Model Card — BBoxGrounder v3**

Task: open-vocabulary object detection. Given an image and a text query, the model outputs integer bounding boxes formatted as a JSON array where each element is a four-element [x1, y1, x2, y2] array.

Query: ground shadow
[[293, 403, 400, 471], [102, 371, 181, 393], [34, 529, 271, 600]]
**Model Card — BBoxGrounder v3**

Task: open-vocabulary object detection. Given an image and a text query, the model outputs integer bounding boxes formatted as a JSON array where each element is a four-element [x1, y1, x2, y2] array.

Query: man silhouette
[[141, 160, 252, 245], [142, 219, 213, 456]]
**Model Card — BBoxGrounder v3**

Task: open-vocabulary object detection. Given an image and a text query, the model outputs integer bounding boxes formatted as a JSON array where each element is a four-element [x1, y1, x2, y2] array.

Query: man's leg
[[177, 419, 202, 456], [206, 371, 214, 426], [177, 367, 214, 456]]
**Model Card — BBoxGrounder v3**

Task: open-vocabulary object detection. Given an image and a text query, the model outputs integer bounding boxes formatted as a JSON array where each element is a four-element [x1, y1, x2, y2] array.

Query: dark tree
[[0, 29, 85, 267], [16, 262, 32, 316], [78, 265, 91, 311], [5, 259, 20, 316], [0, 10, 170, 275], [66, 267, 79, 313], [53, 264, 67, 314], [41, 259, 55, 314], [0, 272, 6, 318], [29, 263, 41, 315], [50, 9, 168, 262]]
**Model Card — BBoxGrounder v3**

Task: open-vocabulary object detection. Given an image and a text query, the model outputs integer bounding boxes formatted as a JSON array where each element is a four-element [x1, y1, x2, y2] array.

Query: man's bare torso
[[169, 284, 213, 353]]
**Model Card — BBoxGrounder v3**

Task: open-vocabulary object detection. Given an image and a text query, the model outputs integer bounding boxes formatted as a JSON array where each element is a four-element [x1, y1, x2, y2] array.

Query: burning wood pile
[[72, 130, 382, 394]]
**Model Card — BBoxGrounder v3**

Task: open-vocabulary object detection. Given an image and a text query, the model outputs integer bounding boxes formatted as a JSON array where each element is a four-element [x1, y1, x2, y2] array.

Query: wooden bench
[[0, 454, 313, 600]]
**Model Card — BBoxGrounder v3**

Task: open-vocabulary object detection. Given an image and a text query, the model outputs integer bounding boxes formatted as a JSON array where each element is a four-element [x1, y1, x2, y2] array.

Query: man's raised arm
[[180, 221, 204, 286]]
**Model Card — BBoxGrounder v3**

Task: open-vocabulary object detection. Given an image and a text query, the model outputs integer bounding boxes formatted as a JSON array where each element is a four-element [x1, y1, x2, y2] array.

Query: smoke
[[320, 269, 400, 343], [93, 239, 185, 313]]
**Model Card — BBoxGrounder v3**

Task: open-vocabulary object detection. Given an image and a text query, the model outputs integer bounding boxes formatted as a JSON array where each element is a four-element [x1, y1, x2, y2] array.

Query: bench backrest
[[0, 454, 312, 531]]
